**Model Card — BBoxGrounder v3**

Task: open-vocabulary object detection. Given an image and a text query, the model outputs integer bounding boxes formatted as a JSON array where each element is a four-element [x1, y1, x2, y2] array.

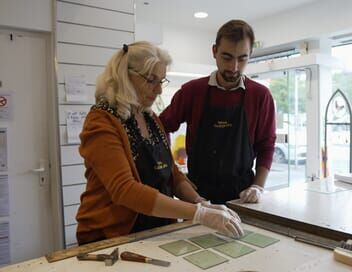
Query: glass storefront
[[251, 69, 308, 189]]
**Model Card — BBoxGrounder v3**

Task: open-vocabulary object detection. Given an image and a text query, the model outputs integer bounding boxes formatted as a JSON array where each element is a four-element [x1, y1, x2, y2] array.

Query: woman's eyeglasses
[[130, 70, 170, 88]]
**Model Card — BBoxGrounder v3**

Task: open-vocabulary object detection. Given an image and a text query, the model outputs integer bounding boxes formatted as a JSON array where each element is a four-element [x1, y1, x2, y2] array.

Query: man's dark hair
[[215, 20, 255, 52]]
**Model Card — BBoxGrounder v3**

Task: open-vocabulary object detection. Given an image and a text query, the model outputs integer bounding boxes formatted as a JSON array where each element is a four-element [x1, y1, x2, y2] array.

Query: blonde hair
[[95, 41, 172, 119]]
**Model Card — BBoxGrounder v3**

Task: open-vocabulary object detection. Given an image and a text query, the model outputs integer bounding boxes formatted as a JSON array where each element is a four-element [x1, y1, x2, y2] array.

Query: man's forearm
[[253, 166, 269, 188]]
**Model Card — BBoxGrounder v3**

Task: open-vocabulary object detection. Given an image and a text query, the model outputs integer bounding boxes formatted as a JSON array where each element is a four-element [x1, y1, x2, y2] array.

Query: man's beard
[[220, 70, 242, 84]]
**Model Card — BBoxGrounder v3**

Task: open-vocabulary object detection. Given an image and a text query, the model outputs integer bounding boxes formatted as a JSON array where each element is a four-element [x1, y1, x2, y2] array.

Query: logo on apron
[[214, 120, 233, 128], [154, 161, 168, 170]]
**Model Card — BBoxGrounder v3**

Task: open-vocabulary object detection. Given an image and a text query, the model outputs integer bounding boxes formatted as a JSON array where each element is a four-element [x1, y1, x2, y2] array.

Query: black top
[[92, 98, 173, 232]]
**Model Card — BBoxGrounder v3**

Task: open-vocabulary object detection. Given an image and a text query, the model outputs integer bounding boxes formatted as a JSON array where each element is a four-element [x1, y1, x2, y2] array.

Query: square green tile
[[217, 229, 253, 240], [189, 233, 227, 249], [240, 229, 253, 238], [159, 240, 200, 256], [183, 250, 228, 270], [214, 241, 255, 258], [239, 232, 279, 248]]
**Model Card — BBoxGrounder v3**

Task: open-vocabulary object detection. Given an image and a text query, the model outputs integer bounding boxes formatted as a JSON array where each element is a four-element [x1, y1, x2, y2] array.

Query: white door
[[0, 31, 54, 263]]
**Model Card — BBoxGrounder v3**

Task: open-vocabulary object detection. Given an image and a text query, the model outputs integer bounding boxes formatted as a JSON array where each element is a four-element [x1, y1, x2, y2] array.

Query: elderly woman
[[76, 41, 243, 245]]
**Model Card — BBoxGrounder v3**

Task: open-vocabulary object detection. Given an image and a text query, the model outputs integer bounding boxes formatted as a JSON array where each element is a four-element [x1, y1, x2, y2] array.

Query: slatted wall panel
[[55, 0, 135, 247]]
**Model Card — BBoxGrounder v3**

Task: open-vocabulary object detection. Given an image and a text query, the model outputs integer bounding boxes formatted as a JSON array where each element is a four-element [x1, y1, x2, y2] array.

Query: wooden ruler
[[46, 221, 195, 263]]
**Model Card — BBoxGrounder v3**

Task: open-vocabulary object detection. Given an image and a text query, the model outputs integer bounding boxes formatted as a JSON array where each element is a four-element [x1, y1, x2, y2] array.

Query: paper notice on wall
[[65, 75, 88, 102], [66, 111, 87, 144], [0, 222, 10, 265], [0, 175, 9, 217], [0, 129, 7, 172], [0, 92, 12, 121]]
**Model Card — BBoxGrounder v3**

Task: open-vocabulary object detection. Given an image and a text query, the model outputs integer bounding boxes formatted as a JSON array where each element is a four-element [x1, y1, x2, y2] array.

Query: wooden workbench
[[0, 220, 351, 272], [227, 179, 352, 242]]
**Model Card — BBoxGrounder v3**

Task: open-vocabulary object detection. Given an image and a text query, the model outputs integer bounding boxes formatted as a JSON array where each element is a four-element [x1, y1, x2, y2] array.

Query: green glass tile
[[216, 229, 253, 240], [183, 250, 228, 270], [241, 229, 253, 238], [214, 241, 255, 258], [159, 240, 200, 256], [189, 233, 227, 248], [239, 232, 279, 248]]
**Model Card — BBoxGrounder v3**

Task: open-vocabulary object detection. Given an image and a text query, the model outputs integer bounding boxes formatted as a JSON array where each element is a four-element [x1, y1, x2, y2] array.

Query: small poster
[[0, 175, 9, 216], [65, 75, 88, 102], [0, 92, 12, 121], [66, 111, 87, 144], [0, 222, 10, 265], [0, 129, 7, 172]]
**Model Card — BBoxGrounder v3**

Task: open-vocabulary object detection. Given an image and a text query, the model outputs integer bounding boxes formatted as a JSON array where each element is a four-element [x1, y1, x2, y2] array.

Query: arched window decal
[[323, 89, 352, 176]]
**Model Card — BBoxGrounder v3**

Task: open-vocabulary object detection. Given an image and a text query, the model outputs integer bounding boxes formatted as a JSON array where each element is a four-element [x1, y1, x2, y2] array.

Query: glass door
[[251, 69, 308, 189]]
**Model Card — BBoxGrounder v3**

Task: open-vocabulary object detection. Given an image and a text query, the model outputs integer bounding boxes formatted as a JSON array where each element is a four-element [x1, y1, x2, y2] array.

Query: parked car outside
[[273, 143, 306, 164]]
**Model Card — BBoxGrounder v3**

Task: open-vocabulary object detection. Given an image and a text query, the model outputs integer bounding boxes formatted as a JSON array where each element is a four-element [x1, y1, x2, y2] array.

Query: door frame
[[247, 58, 322, 186]]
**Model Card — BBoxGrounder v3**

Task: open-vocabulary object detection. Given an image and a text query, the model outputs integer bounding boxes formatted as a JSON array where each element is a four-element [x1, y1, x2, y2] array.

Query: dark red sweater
[[159, 76, 276, 170]]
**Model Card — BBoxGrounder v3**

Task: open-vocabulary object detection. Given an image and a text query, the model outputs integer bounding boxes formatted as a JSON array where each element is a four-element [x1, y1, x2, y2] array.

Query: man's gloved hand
[[239, 184, 264, 203], [192, 203, 244, 238], [200, 201, 241, 222]]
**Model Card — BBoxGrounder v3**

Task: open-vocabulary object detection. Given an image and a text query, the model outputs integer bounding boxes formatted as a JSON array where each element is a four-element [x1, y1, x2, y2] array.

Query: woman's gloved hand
[[200, 201, 241, 222], [239, 184, 264, 203], [192, 203, 244, 238]]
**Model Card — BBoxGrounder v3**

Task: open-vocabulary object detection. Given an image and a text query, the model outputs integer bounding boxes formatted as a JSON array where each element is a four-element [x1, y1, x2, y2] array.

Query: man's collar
[[208, 71, 246, 91]]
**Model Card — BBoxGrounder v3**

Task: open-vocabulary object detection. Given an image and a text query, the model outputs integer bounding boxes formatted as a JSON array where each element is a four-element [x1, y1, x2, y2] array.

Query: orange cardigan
[[76, 109, 188, 244]]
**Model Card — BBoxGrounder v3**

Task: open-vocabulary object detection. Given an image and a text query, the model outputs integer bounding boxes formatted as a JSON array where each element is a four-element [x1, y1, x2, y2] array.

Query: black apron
[[188, 87, 254, 204], [131, 115, 173, 233]]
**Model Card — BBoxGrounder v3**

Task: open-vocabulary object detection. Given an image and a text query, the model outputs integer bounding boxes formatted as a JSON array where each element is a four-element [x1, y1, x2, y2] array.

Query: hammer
[[77, 247, 119, 266]]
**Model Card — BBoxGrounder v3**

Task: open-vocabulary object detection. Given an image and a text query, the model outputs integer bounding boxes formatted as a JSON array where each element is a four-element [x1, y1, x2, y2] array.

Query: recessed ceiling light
[[194, 12, 208, 19]]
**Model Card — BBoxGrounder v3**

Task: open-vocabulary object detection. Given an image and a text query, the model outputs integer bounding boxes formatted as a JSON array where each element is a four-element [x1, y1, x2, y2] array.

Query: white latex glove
[[193, 196, 207, 203], [201, 201, 241, 223], [192, 203, 244, 238], [239, 184, 264, 203]]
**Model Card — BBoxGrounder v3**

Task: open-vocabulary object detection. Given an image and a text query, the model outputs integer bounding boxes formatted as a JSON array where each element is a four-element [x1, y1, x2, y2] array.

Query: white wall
[[161, 25, 215, 65], [135, 22, 163, 45], [55, 0, 135, 247], [252, 0, 352, 49], [136, 23, 215, 66], [0, 0, 52, 32]]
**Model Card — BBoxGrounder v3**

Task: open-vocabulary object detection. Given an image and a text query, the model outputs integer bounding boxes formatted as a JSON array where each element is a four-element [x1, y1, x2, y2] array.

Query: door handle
[[31, 159, 47, 185], [31, 167, 45, 173]]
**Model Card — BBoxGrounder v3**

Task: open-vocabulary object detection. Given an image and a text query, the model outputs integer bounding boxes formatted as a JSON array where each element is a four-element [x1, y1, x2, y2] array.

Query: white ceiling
[[135, 0, 320, 31]]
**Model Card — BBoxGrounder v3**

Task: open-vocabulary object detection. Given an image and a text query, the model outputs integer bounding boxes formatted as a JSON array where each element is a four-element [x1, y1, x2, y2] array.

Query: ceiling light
[[194, 12, 208, 19]]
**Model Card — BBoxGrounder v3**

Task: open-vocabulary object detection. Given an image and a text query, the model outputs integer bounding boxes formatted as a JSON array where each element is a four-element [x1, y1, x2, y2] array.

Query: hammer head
[[104, 248, 119, 266]]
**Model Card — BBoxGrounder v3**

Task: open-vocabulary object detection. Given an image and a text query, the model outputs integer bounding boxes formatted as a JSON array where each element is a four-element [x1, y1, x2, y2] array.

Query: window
[[327, 43, 352, 175], [251, 69, 307, 189]]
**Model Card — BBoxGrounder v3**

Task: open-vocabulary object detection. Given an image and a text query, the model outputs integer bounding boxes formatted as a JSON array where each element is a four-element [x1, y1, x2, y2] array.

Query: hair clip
[[123, 44, 128, 53]]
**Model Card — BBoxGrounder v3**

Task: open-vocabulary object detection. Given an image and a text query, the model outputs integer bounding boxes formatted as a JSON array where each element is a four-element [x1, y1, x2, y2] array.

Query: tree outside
[[269, 71, 306, 115], [332, 72, 352, 103]]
